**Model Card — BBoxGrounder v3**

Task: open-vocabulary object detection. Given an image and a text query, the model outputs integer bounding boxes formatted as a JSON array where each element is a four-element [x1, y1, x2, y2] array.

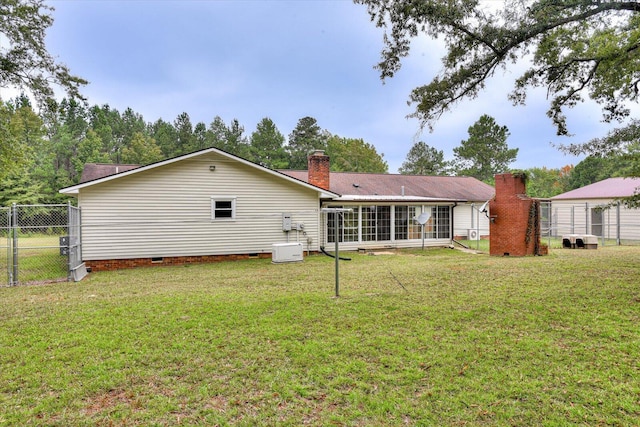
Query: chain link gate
[[1, 203, 84, 287], [1, 207, 11, 285]]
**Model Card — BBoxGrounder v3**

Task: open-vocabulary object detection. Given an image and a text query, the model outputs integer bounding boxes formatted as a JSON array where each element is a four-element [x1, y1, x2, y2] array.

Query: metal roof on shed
[[551, 177, 640, 200]]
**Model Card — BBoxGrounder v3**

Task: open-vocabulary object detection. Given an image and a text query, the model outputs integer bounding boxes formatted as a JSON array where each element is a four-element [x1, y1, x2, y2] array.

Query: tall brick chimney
[[489, 173, 543, 256], [308, 150, 330, 191]]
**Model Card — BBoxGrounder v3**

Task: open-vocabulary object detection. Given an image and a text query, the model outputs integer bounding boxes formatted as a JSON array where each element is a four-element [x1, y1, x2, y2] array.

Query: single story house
[[61, 148, 494, 270], [280, 151, 494, 251], [550, 177, 640, 241]]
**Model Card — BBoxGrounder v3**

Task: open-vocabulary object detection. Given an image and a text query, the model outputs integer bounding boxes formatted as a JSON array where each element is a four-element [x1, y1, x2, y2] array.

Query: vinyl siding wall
[[551, 199, 640, 240], [453, 203, 490, 239], [78, 153, 321, 260]]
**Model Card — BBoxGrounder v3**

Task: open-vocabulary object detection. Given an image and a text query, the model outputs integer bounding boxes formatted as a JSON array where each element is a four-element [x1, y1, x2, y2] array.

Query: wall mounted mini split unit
[[467, 229, 480, 241]]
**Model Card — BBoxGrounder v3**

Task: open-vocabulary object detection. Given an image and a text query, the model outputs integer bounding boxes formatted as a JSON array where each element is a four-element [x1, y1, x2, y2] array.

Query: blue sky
[[36, 0, 621, 173]]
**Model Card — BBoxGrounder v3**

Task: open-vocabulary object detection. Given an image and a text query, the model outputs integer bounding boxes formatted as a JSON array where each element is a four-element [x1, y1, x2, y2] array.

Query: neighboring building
[[550, 177, 640, 241], [80, 163, 140, 183], [61, 148, 494, 270]]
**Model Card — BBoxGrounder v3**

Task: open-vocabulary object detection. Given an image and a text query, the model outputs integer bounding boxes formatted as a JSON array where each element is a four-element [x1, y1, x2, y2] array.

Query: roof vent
[[353, 183, 359, 188]]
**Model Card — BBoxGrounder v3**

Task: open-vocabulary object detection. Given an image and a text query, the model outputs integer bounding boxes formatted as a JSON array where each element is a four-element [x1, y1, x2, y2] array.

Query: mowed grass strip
[[1, 247, 639, 426]]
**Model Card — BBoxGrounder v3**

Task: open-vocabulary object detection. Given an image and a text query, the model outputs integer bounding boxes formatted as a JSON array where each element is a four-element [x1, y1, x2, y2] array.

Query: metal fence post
[[616, 202, 621, 246], [11, 203, 18, 286], [67, 202, 72, 282]]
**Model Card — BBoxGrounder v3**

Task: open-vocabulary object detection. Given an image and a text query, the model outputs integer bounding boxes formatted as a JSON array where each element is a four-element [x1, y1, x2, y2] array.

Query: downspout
[[451, 202, 457, 244]]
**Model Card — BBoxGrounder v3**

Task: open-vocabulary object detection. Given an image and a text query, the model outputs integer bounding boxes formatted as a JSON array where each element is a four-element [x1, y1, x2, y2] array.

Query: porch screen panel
[[377, 206, 391, 241], [408, 206, 421, 239], [362, 206, 376, 241], [327, 207, 359, 243], [395, 206, 408, 240], [423, 206, 451, 239], [362, 205, 391, 242], [437, 206, 450, 238], [395, 206, 421, 240]]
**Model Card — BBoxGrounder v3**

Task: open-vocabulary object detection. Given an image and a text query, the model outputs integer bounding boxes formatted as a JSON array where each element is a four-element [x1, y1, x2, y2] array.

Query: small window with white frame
[[211, 197, 236, 221]]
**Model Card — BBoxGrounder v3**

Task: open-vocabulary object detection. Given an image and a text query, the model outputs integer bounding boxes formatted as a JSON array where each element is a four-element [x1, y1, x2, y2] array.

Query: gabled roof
[[280, 170, 495, 202], [552, 177, 640, 200], [60, 147, 339, 198], [81, 163, 140, 183]]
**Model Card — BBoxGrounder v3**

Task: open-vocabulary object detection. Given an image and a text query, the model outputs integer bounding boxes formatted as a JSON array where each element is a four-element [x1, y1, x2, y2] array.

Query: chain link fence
[[541, 200, 640, 247], [0, 204, 83, 287]]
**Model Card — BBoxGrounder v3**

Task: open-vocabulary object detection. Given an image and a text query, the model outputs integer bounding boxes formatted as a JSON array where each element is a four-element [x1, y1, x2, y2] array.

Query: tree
[[0, 0, 86, 104], [72, 128, 108, 179], [249, 117, 289, 169], [452, 115, 517, 183], [205, 116, 250, 158], [356, 0, 640, 136], [224, 119, 250, 159], [0, 97, 43, 181], [287, 117, 327, 169], [399, 141, 448, 175], [561, 119, 640, 178], [206, 116, 229, 150], [524, 166, 572, 199], [173, 112, 195, 156], [326, 135, 388, 173], [120, 132, 163, 165], [150, 118, 177, 158], [193, 122, 209, 152]]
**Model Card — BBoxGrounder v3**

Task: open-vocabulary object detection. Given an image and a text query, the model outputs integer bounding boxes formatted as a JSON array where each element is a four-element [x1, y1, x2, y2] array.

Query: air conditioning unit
[[467, 229, 480, 241], [272, 242, 303, 263]]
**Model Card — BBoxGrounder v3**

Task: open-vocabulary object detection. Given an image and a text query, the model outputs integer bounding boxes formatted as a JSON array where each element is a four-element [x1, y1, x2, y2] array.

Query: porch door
[[591, 208, 603, 237], [377, 206, 391, 241]]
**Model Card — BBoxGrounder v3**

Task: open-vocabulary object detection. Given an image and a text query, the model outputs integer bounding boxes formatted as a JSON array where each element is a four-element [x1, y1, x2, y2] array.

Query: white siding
[[453, 203, 490, 239], [551, 199, 640, 240], [79, 153, 321, 260]]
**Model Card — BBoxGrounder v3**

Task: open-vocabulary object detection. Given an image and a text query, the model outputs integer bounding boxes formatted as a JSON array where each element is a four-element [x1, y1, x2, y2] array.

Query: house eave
[[328, 195, 464, 203]]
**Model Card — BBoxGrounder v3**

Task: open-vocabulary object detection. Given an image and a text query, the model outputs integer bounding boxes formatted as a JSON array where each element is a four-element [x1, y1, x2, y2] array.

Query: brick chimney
[[308, 150, 330, 191], [489, 173, 543, 256]]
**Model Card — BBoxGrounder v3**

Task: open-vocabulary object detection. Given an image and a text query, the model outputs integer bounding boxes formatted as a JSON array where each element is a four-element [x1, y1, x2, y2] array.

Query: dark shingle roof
[[552, 177, 640, 200], [280, 171, 494, 202], [80, 163, 140, 183]]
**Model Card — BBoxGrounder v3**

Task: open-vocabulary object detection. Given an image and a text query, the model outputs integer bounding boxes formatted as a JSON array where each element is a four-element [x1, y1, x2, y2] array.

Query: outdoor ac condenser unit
[[272, 242, 303, 263], [467, 229, 480, 241]]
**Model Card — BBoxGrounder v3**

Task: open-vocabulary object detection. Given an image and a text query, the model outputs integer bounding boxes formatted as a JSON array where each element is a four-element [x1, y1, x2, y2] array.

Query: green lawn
[[1, 247, 639, 426], [0, 235, 68, 285]]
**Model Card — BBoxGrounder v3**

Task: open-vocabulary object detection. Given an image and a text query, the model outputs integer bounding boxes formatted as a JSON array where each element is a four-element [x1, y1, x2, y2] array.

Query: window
[[436, 206, 450, 238], [362, 205, 390, 242], [423, 205, 450, 239], [211, 197, 236, 220], [327, 207, 359, 243], [395, 205, 422, 240]]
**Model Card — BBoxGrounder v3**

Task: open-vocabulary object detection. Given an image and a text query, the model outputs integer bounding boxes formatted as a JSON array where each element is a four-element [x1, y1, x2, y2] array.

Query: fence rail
[[540, 200, 640, 246], [0, 203, 83, 287]]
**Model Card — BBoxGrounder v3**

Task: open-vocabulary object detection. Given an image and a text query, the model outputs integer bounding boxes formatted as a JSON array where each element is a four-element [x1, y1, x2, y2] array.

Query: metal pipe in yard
[[334, 215, 339, 297], [11, 203, 18, 286]]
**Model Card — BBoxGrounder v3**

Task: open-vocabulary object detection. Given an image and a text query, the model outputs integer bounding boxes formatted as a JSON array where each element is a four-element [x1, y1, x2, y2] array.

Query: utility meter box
[[282, 213, 292, 231], [272, 242, 303, 263]]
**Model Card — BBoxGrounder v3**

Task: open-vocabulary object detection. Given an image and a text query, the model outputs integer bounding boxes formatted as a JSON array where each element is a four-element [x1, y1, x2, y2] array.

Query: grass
[[1, 246, 639, 426], [0, 235, 68, 285]]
